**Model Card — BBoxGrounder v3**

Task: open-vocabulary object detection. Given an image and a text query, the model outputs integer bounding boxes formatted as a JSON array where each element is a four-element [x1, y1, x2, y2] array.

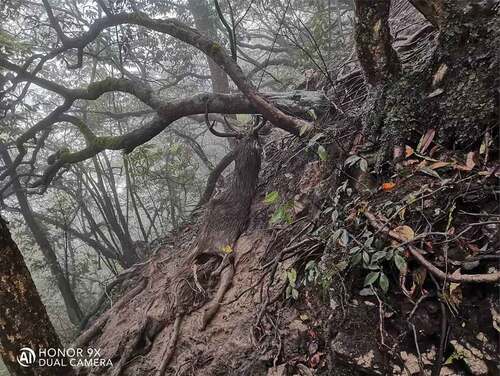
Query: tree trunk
[[0, 147, 84, 326], [0, 214, 74, 376], [188, 0, 238, 149], [354, 0, 497, 158]]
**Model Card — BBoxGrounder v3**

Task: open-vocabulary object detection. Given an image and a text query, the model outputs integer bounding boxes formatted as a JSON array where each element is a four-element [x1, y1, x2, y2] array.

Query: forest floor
[[76, 123, 499, 375], [74, 3, 499, 375]]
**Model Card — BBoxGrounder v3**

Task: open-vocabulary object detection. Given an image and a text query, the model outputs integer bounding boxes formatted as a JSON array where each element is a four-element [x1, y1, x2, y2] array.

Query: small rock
[[450, 340, 489, 375], [267, 364, 286, 376], [354, 350, 376, 369], [400, 351, 420, 374]]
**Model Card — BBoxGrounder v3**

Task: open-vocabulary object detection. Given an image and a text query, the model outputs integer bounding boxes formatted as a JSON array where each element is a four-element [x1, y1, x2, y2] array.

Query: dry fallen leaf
[[432, 64, 448, 87], [454, 152, 477, 171], [393, 225, 415, 241], [405, 145, 414, 158], [309, 352, 323, 368], [417, 160, 428, 168], [417, 129, 435, 154], [430, 161, 451, 170], [382, 182, 396, 191], [466, 151, 476, 170]]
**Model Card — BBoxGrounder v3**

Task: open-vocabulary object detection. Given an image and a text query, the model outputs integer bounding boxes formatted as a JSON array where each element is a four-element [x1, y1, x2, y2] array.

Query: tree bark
[[354, 0, 497, 151], [0, 147, 84, 326], [187, 0, 238, 149], [353, 0, 401, 86], [0, 214, 74, 376]]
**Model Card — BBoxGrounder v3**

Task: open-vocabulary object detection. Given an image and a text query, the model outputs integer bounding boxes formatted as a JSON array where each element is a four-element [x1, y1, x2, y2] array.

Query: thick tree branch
[[31, 90, 328, 188], [1, 11, 312, 135]]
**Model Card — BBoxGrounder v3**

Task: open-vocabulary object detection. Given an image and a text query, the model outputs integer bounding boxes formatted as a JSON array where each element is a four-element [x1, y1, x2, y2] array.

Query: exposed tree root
[[201, 262, 234, 330], [75, 278, 147, 348], [74, 314, 109, 349], [149, 135, 263, 371], [157, 313, 182, 376], [110, 318, 149, 376]]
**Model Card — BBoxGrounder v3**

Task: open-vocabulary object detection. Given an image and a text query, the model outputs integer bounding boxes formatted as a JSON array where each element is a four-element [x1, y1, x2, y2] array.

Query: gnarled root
[[156, 313, 183, 376], [201, 262, 235, 330]]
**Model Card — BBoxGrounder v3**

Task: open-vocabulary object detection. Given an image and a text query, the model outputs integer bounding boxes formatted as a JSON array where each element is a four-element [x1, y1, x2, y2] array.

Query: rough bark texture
[[0, 215, 74, 376], [1, 147, 84, 325], [178, 135, 262, 326], [359, 0, 498, 157], [187, 0, 238, 149], [408, 0, 441, 27], [354, 0, 401, 86]]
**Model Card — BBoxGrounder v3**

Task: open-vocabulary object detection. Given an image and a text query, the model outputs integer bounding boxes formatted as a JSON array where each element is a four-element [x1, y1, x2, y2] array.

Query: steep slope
[[75, 2, 499, 375]]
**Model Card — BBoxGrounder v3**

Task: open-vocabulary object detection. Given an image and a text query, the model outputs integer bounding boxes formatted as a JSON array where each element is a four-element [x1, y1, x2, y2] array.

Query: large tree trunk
[[0, 214, 74, 376], [354, 0, 498, 160], [1, 147, 84, 326]]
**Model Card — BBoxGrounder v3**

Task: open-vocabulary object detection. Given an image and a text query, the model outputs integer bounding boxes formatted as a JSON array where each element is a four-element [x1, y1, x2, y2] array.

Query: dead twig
[[364, 211, 500, 283]]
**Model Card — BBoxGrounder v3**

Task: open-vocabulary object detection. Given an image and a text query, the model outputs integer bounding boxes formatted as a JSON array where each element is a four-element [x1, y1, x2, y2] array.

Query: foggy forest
[[0, 0, 498, 375]]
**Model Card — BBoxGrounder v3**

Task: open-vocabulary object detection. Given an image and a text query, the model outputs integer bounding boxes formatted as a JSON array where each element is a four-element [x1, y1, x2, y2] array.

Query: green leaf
[[340, 229, 349, 247], [351, 252, 362, 266], [371, 250, 387, 263], [379, 273, 389, 293], [270, 206, 286, 224], [394, 253, 407, 272], [317, 145, 328, 161], [420, 167, 441, 179], [334, 260, 348, 272], [362, 251, 370, 265], [359, 158, 368, 172], [364, 271, 380, 286], [264, 191, 279, 205], [349, 246, 361, 255], [299, 122, 313, 136], [307, 109, 318, 120], [286, 285, 292, 299], [287, 268, 297, 285], [344, 155, 361, 167], [291, 288, 299, 300]]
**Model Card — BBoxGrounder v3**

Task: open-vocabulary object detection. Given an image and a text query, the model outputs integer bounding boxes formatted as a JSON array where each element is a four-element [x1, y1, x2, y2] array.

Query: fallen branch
[[364, 211, 500, 283]]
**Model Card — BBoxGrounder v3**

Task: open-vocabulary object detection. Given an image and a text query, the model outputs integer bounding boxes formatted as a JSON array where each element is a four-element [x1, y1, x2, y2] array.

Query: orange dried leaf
[[405, 145, 414, 158], [430, 161, 451, 170], [382, 182, 396, 191]]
